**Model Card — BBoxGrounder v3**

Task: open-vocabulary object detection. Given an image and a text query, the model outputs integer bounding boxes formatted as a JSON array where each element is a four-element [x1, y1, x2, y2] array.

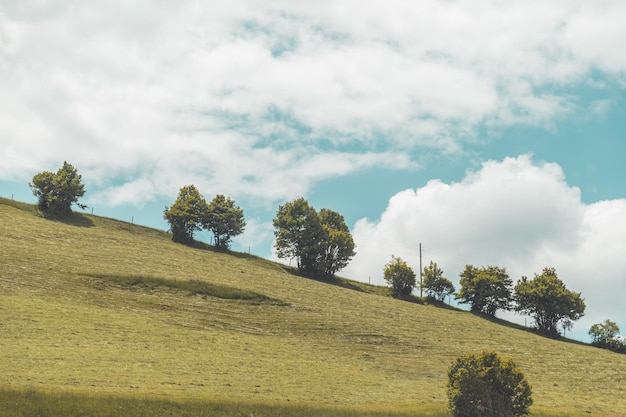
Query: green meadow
[[1, 197, 625, 416]]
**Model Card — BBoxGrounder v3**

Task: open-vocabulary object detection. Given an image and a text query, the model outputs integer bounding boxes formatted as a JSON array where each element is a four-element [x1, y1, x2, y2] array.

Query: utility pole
[[419, 242, 423, 297]]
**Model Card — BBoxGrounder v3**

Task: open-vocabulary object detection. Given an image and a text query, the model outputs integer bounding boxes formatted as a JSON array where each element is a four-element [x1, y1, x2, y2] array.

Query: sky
[[1, 1, 625, 342]]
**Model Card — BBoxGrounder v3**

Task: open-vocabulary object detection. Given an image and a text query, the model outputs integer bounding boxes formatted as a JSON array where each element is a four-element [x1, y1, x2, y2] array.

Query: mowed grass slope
[[1, 198, 625, 416]]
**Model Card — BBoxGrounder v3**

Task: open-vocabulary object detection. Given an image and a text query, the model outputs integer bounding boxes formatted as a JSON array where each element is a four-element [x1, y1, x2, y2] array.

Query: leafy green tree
[[447, 351, 532, 417], [318, 208, 356, 277], [422, 260, 456, 302], [456, 265, 512, 316], [383, 255, 416, 298], [514, 267, 585, 337], [273, 198, 326, 274], [163, 185, 208, 243], [273, 199, 356, 277], [204, 194, 246, 249], [589, 320, 624, 352], [30, 161, 86, 216]]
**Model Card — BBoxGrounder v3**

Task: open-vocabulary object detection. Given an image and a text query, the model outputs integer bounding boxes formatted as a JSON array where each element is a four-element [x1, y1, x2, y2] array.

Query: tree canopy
[[422, 260, 455, 302], [273, 198, 355, 277], [164, 187, 246, 247], [447, 351, 532, 417], [514, 267, 585, 337], [456, 265, 512, 316], [319, 208, 356, 277], [589, 320, 619, 345], [273, 198, 326, 274], [383, 255, 416, 298], [204, 194, 246, 249], [163, 185, 209, 243], [589, 320, 625, 353], [30, 161, 86, 216]]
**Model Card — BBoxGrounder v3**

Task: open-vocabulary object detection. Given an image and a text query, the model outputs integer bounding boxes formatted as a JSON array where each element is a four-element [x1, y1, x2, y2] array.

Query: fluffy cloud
[[1, 1, 626, 206], [344, 155, 626, 338]]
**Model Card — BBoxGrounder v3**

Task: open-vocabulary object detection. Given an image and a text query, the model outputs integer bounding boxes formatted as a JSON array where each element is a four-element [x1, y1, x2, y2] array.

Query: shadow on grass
[[46, 212, 95, 228], [81, 273, 288, 305], [174, 238, 260, 260], [421, 297, 462, 311], [278, 264, 370, 293], [170, 236, 381, 296]]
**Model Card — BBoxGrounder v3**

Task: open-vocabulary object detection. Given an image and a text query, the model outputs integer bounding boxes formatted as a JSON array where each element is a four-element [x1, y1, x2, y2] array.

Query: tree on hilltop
[[422, 260, 455, 302], [30, 161, 86, 216], [163, 185, 208, 243], [383, 255, 416, 298], [589, 319, 625, 352], [319, 208, 356, 277], [273, 198, 326, 274], [204, 194, 246, 249], [514, 267, 585, 337], [272, 198, 355, 277], [456, 265, 512, 316]]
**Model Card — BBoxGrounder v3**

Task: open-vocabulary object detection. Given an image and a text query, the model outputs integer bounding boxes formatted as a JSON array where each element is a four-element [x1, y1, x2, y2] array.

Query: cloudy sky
[[1, 1, 625, 341]]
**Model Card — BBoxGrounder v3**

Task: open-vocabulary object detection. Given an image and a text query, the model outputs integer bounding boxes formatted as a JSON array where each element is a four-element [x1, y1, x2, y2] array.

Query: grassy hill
[[1, 197, 625, 416]]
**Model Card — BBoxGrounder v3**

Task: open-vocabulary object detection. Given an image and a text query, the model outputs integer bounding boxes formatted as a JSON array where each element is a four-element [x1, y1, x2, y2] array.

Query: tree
[[447, 351, 533, 417], [456, 265, 512, 316], [318, 208, 356, 277], [163, 185, 208, 243], [383, 255, 416, 298], [273, 199, 356, 277], [204, 194, 246, 249], [589, 320, 624, 352], [273, 198, 326, 274], [514, 267, 585, 337], [422, 260, 456, 302], [30, 161, 86, 216]]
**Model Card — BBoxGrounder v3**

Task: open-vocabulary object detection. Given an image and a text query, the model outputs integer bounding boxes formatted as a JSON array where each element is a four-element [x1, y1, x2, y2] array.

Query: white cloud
[[231, 217, 275, 257], [1, 1, 626, 206], [344, 155, 626, 338]]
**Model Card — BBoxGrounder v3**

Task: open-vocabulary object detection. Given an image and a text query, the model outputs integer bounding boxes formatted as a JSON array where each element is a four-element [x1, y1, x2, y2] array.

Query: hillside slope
[[1, 198, 624, 415]]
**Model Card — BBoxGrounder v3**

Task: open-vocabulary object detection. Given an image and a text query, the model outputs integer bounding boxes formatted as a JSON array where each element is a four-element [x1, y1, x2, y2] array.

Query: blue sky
[[1, 1, 625, 341]]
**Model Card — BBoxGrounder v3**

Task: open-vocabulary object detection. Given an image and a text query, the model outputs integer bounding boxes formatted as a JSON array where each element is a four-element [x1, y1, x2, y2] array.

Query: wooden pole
[[419, 243, 423, 297]]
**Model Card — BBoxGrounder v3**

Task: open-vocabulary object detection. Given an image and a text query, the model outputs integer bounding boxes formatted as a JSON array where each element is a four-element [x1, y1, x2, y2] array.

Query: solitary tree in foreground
[[383, 255, 416, 298], [30, 161, 86, 216], [163, 185, 208, 243], [514, 267, 585, 337], [447, 351, 533, 417], [204, 194, 246, 249]]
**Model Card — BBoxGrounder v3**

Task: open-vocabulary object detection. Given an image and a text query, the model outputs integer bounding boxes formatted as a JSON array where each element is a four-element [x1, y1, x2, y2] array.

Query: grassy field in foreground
[[1, 388, 451, 417], [1, 197, 625, 416], [0, 388, 594, 417]]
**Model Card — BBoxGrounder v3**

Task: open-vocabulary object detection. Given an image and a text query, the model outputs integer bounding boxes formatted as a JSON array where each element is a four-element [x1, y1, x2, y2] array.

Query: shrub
[[447, 351, 532, 417]]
